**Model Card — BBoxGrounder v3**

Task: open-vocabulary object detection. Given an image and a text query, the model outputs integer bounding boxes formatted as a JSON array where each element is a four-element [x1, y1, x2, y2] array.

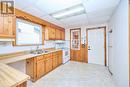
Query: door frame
[[86, 26, 107, 66]]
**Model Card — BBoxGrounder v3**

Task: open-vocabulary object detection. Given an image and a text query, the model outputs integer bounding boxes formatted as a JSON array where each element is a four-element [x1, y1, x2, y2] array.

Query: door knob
[[88, 46, 91, 50]]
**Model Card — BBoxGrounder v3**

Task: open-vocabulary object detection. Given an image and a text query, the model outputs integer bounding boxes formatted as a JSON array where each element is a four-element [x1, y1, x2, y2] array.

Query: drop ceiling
[[15, 0, 120, 28]]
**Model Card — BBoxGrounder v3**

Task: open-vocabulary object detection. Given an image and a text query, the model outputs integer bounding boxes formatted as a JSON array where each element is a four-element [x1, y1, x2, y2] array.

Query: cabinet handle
[[27, 61, 29, 64]]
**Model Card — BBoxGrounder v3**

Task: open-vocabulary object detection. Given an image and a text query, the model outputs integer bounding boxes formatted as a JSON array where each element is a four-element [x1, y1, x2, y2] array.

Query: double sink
[[30, 49, 50, 54]]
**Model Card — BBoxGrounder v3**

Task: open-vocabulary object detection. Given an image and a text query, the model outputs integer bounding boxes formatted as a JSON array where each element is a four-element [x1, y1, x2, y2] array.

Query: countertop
[[0, 63, 30, 87], [0, 49, 62, 64], [0, 49, 62, 87]]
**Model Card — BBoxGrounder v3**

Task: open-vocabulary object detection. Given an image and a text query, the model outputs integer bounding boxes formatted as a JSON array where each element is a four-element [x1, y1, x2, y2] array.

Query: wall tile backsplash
[[0, 40, 70, 54]]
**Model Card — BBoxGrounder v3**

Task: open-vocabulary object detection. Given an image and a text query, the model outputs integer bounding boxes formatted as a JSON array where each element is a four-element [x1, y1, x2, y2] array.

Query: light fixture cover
[[50, 4, 85, 19]]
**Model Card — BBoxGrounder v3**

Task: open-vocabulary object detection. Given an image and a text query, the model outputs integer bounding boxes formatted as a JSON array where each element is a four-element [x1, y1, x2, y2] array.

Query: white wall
[[108, 0, 129, 87]]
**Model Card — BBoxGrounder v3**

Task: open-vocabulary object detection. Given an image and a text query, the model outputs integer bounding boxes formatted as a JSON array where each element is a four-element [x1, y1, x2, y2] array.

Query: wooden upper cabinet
[[45, 25, 65, 40], [0, 14, 4, 35], [61, 30, 65, 40], [0, 14, 15, 38], [42, 26, 45, 45], [45, 26, 55, 40], [55, 29, 61, 40]]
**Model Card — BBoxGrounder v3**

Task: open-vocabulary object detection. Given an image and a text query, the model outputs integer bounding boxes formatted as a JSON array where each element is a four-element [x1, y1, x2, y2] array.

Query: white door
[[88, 29, 105, 65]]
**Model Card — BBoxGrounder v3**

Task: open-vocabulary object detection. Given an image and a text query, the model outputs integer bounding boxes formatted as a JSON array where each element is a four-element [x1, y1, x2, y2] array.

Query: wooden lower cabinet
[[45, 57, 53, 73], [26, 51, 63, 82], [58, 51, 62, 65], [36, 59, 46, 79], [52, 53, 58, 69], [26, 55, 46, 82], [16, 82, 27, 87]]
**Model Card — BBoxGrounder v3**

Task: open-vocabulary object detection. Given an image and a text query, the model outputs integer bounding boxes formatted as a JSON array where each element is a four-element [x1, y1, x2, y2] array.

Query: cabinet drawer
[[57, 50, 62, 55], [44, 53, 52, 58], [36, 55, 45, 61]]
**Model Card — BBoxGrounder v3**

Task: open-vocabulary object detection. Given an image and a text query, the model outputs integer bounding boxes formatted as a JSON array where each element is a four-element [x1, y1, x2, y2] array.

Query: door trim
[[86, 26, 107, 66]]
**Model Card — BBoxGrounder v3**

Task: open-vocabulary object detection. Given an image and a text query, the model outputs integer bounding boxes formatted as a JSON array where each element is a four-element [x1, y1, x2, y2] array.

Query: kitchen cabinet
[[26, 55, 46, 82], [36, 58, 46, 79], [52, 52, 58, 69], [26, 58, 36, 81], [45, 26, 55, 40], [45, 54, 53, 73], [26, 50, 62, 82], [55, 29, 61, 40], [16, 82, 27, 87], [57, 50, 62, 65], [45, 26, 65, 40], [55, 29, 65, 40], [0, 14, 15, 38], [61, 30, 65, 40]]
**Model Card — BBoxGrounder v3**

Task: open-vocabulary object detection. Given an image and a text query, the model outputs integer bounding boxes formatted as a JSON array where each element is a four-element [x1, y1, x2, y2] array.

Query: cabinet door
[[26, 58, 36, 82], [58, 29, 62, 40], [36, 60, 45, 79], [52, 56, 58, 68], [61, 31, 65, 40], [3, 15, 9, 35], [0, 15, 15, 38], [0, 15, 4, 35], [58, 51, 62, 65], [55, 29, 59, 40], [45, 58, 53, 73], [55, 29, 61, 40], [49, 27, 55, 40]]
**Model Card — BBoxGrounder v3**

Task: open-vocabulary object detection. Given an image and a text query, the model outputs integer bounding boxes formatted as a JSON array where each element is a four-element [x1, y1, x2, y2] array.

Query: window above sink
[[16, 19, 43, 46]]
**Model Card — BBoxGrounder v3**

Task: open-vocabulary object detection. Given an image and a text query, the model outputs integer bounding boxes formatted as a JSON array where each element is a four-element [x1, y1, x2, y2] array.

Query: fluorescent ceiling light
[[51, 4, 85, 19]]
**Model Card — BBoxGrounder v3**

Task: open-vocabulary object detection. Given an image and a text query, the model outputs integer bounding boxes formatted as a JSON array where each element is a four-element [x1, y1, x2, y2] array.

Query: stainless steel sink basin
[[30, 50, 49, 54]]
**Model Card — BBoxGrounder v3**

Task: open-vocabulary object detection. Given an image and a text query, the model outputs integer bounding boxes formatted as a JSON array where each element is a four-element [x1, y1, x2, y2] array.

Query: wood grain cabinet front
[[0, 14, 15, 38], [45, 26, 65, 40], [45, 53, 53, 73], [57, 51, 62, 65], [26, 51, 63, 82], [36, 59, 46, 79], [26, 55, 45, 82], [52, 52, 58, 69]]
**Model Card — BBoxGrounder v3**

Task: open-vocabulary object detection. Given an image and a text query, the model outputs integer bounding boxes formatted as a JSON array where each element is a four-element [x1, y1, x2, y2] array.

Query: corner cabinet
[[0, 14, 16, 38], [26, 50, 62, 82], [26, 55, 46, 82]]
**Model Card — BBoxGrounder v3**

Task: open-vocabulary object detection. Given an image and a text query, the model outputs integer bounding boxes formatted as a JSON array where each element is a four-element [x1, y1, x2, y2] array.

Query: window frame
[[15, 19, 43, 46]]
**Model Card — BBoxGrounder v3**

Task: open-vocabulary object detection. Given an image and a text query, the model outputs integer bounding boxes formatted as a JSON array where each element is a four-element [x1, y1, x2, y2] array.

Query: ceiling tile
[[15, 0, 36, 10], [41, 15, 65, 27], [88, 15, 110, 25], [60, 14, 88, 27], [21, 7, 47, 18], [82, 0, 120, 13], [35, 0, 82, 14]]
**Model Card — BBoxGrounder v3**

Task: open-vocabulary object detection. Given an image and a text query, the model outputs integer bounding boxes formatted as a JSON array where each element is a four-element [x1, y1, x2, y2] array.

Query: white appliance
[[61, 48, 70, 64]]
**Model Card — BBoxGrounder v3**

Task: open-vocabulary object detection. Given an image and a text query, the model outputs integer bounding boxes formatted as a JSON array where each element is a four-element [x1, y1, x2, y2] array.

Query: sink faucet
[[36, 45, 40, 51]]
